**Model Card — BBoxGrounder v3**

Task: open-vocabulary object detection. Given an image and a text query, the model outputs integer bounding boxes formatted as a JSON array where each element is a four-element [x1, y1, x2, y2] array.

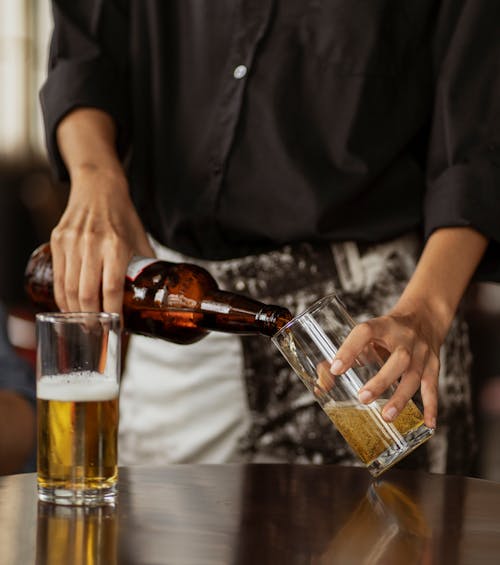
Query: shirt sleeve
[[425, 1, 500, 282], [40, 0, 131, 181], [0, 306, 35, 408]]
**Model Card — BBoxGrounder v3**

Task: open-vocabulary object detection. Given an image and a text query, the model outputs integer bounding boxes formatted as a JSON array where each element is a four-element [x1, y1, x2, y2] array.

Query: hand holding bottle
[[50, 108, 154, 315], [50, 164, 153, 315], [26, 246, 292, 344]]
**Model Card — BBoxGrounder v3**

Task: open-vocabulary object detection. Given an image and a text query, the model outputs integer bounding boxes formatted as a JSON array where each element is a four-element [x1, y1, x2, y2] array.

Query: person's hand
[[329, 304, 442, 429], [50, 164, 154, 315]]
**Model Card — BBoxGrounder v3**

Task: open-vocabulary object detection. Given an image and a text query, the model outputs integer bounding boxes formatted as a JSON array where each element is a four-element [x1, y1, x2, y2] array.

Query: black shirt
[[41, 1, 500, 278]]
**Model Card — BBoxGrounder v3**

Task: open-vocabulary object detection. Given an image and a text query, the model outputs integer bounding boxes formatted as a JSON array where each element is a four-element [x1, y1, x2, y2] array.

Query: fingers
[[102, 245, 130, 315], [64, 243, 83, 312], [374, 349, 439, 427], [316, 360, 335, 393], [79, 246, 103, 312], [47, 169, 149, 315], [50, 229, 130, 314], [365, 341, 428, 422], [329, 321, 377, 376], [329, 316, 440, 428], [357, 345, 412, 406]]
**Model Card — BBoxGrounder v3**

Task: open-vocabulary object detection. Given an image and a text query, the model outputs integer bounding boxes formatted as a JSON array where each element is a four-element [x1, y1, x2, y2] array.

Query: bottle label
[[126, 256, 160, 281], [200, 300, 231, 314]]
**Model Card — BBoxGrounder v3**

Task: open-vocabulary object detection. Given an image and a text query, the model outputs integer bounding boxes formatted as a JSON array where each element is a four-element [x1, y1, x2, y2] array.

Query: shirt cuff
[[424, 161, 500, 283], [39, 58, 131, 181]]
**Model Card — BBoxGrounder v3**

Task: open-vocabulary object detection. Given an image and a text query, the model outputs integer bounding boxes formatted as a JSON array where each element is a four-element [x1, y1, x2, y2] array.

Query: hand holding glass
[[273, 294, 434, 476]]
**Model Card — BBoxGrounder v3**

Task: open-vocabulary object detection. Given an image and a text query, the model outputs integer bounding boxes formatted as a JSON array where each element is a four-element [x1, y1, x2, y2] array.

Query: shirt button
[[233, 65, 248, 79]]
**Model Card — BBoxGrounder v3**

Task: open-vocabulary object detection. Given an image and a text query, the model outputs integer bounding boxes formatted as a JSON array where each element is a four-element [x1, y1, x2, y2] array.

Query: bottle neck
[[200, 290, 292, 337], [255, 305, 293, 336]]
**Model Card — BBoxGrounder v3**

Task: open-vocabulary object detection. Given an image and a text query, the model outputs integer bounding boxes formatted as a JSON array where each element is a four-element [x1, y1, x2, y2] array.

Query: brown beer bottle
[[25, 243, 293, 344]]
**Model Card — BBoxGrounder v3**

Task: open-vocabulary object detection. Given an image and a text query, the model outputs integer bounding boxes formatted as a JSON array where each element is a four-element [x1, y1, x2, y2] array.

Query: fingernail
[[358, 390, 373, 403], [330, 359, 344, 374], [429, 417, 436, 429], [384, 406, 397, 421]]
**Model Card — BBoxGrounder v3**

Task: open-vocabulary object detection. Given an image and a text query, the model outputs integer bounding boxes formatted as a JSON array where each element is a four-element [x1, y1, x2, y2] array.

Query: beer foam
[[37, 372, 119, 401]]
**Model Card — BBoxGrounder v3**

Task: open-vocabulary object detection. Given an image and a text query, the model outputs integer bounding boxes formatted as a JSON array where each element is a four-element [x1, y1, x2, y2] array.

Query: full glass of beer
[[36, 312, 121, 505], [272, 294, 434, 476]]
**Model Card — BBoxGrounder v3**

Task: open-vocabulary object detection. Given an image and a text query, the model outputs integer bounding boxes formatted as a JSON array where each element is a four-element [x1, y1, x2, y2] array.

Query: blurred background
[[0, 0, 499, 480], [0, 0, 67, 363]]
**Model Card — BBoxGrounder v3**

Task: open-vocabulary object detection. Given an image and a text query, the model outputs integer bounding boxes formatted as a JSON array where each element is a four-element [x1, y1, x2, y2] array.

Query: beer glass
[[272, 294, 434, 476], [36, 312, 121, 505]]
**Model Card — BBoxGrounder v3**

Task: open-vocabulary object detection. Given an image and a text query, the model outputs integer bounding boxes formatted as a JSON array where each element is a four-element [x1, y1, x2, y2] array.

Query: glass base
[[37, 483, 117, 506], [367, 423, 435, 477]]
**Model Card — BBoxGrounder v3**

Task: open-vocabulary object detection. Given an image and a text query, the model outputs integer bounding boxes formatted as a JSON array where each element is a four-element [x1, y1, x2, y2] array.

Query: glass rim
[[272, 292, 340, 341], [35, 312, 121, 324]]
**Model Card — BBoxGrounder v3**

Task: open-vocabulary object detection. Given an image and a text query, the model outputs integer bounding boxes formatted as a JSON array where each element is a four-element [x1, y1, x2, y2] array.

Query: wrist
[[390, 293, 454, 344], [57, 107, 125, 185], [389, 228, 488, 344], [71, 162, 128, 192]]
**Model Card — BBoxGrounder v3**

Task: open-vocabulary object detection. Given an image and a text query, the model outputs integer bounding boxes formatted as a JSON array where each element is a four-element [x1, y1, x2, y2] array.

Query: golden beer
[[37, 372, 119, 501], [324, 399, 425, 465]]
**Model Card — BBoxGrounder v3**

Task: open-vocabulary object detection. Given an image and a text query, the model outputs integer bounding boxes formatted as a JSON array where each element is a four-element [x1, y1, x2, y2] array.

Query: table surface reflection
[[0, 464, 499, 564]]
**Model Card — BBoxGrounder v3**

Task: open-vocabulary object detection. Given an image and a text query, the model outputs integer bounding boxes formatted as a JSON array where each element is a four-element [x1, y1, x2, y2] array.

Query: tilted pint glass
[[36, 312, 121, 505], [273, 294, 434, 476]]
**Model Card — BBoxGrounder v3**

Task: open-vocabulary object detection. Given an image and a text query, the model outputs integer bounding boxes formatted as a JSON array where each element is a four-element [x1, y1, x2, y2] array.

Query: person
[[39, 1, 500, 474], [0, 303, 36, 475]]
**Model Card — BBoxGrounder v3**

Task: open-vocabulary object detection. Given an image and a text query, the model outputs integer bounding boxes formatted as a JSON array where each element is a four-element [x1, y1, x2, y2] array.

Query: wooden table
[[0, 464, 499, 564]]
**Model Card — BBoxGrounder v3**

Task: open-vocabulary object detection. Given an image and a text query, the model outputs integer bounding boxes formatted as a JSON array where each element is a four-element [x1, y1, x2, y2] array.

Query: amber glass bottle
[[25, 243, 293, 344]]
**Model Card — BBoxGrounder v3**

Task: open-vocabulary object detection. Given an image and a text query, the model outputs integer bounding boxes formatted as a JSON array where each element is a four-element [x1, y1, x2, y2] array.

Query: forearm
[[50, 109, 152, 314], [393, 227, 488, 341], [56, 107, 125, 182], [0, 391, 36, 475]]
